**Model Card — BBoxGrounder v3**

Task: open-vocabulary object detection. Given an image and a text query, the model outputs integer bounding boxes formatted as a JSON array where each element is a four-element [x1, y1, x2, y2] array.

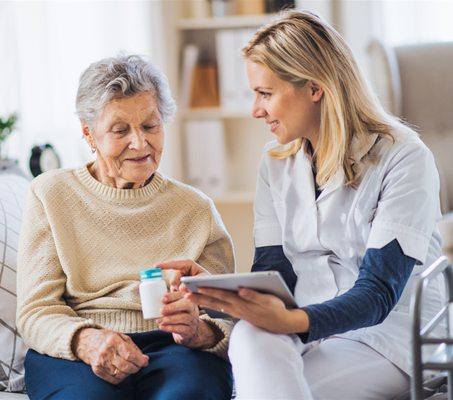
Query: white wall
[[296, 0, 333, 22], [294, 0, 380, 83], [1, 1, 173, 176]]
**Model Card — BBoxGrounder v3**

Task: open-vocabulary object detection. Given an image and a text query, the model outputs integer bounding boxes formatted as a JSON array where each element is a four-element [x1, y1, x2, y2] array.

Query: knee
[[42, 385, 125, 400], [228, 320, 296, 362], [230, 319, 262, 342], [229, 320, 264, 354]]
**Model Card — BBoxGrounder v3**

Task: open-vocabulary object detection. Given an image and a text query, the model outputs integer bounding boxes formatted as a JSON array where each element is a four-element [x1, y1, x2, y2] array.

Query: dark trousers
[[24, 330, 233, 400]]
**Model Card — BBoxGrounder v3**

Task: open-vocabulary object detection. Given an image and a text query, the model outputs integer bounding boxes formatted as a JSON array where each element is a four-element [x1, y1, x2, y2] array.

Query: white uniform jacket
[[253, 126, 444, 375]]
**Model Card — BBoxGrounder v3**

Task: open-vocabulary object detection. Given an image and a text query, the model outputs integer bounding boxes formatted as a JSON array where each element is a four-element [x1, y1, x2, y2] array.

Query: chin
[[125, 169, 155, 182], [275, 135, 292, 145]]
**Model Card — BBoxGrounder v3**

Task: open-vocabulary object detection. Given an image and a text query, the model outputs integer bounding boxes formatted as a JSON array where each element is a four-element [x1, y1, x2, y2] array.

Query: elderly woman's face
[[85, 92, 163, 188]]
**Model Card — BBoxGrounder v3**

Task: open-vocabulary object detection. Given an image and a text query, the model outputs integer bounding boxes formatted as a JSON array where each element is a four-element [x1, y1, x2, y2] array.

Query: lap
[[25, 330, 232, 400], [230, 322, 409, 400], [135, 336, 232, 400], [303, 337, 410, 400], [24, 348, 134, 400]]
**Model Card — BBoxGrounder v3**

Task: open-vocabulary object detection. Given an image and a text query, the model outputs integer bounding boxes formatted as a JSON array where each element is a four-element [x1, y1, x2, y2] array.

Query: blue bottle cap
[[140, 268, 163, 280]]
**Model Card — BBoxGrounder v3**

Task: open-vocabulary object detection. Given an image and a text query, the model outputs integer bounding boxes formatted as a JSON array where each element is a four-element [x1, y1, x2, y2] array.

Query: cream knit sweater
[[16, 164, 235, 361]]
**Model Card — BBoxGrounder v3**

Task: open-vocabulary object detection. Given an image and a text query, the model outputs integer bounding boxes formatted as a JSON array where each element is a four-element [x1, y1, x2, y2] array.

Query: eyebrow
[[109, 111, 160, 124], [253, 86, 273, 91]]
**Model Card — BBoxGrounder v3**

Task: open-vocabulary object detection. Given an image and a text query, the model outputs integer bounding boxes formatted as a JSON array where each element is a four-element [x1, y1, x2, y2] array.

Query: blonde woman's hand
[[157, 260, 210, 292], [186, 287, 310, 335], [72, 327, 149, 385]]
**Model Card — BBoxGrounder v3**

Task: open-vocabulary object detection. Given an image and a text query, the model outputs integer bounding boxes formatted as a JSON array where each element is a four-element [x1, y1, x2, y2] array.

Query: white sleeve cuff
[[366, 220, 431, 264], [254, 224, 283, 247]]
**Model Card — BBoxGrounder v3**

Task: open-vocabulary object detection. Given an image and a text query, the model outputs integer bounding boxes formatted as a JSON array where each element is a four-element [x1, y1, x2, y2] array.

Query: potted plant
[[0, 113, 18, 161]]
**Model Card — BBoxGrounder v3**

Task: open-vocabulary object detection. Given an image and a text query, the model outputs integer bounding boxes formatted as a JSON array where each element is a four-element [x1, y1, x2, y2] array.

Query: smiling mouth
[[126, 155, 151, 163], [268, 121, 279, 132]]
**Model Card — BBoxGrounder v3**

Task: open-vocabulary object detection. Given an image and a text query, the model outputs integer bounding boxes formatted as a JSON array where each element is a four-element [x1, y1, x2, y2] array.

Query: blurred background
[[1, 0, 453, 272]]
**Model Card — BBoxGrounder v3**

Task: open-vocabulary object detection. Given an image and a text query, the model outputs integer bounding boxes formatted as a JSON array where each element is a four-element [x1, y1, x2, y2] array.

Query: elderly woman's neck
[[88, 162, 152, 189]]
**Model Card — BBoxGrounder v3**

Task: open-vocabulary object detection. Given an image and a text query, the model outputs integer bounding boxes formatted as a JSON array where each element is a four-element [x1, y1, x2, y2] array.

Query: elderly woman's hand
[[156, 291, 219, 349], [72, 327, 149, 385]]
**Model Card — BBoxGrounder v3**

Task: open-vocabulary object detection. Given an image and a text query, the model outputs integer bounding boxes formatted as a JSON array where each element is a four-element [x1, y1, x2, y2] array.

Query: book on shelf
[[181, 44, 220, 109], [236, 0, 266, 15], [180, 44, 200, 109], [190, 63, 220, 108], [216, 28, 255, 111], [184, 119, 228, 197]]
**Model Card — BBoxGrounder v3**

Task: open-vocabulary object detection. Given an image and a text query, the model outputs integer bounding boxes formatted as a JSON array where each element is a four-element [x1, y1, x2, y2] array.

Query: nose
[[128, 129, 147, 150], [252, 100, 267, 119]]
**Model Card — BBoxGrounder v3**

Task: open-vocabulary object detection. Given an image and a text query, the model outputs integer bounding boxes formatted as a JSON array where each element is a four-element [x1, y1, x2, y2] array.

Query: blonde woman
[[160, 11, 443, 399]]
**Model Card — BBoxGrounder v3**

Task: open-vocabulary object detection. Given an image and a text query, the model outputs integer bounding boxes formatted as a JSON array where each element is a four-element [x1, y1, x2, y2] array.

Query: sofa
[[0, 171, 30, 399]]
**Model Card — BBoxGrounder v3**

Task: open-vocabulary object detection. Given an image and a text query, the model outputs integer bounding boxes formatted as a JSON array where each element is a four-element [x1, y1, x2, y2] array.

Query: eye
[[259, 91, 271, 99], [143, 122, 160, 131], [112, 125, 128, 134]]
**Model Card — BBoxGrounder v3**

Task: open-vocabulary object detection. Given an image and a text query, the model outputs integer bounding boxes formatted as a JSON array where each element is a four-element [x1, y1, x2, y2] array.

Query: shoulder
[[29, 168, 78, 200], [162, 175, 213, 211], [381, 124, 432, 159], [374, 124, 436, 171], [367, 125, 440, 196]]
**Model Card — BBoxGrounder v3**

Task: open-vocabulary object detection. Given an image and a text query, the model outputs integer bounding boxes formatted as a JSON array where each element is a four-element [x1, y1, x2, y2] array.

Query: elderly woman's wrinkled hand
[[72, 327, 149, 385], [157, 291, 217, 349]]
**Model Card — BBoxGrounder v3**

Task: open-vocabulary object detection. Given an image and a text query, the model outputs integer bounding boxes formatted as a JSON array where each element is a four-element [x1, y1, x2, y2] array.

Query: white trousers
[[229, 320, 410, 400]]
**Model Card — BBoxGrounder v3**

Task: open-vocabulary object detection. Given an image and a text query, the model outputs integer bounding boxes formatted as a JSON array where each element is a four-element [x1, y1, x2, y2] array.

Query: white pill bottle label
[[139, 268, 168, 319]]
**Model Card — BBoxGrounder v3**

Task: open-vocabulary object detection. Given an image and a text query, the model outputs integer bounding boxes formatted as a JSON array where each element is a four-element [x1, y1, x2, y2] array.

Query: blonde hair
[[243, 11, 401, 188]]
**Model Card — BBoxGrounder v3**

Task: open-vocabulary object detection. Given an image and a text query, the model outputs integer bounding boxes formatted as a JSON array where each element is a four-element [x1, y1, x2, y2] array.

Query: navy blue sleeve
[[300, 239, 416, 343], [252, 245, 297, 294]]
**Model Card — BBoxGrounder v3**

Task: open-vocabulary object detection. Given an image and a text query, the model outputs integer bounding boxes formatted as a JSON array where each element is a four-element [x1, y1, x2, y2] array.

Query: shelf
[[177, 13, 277, 30], [180, 107, 252, 120], [212, 190, 255, 204]]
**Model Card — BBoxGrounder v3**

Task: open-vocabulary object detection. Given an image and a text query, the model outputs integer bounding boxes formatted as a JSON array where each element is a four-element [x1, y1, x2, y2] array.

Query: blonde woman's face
[[83, 91, 164, 188], [246, 60, 322, 146]]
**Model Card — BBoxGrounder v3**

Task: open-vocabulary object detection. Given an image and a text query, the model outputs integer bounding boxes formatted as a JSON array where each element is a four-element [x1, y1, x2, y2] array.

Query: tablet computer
[[181, 271, 298, 308]]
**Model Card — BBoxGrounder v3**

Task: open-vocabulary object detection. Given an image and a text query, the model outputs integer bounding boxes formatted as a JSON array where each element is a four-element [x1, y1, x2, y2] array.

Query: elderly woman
[[16, 54, 234, 400]]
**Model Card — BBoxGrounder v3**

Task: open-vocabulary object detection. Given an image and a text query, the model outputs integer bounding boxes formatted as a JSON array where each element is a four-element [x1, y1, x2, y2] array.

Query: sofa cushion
[[0, 174, 30, 392]]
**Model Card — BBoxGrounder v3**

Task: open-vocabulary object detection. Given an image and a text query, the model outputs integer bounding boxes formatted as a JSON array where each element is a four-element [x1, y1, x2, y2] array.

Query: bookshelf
[[177, 13, 277, 30], [173, 8, 278, 272], [160, 1, 327, 271], [159, 1, 333, 272]]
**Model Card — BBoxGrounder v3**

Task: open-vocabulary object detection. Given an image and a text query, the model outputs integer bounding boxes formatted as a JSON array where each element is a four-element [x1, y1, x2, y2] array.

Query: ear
[[81, 123, 96, 150], [309, 82, 324, 102]]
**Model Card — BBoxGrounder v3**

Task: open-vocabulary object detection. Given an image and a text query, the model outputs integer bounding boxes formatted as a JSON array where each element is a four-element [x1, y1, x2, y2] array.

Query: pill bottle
[[139, 268, 168, 319]]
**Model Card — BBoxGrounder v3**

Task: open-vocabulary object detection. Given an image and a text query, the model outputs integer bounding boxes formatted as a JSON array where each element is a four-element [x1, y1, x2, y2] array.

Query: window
[[381, 0, 453, 46]]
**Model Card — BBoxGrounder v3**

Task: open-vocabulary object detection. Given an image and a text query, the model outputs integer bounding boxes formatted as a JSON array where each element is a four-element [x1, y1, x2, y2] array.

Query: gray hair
[[76, 54, 176, 127]]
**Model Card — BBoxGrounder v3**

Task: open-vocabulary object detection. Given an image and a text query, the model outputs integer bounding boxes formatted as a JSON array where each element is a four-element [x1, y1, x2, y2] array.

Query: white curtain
[[380, 0, 453, 46], [1, 1, 169, 175]]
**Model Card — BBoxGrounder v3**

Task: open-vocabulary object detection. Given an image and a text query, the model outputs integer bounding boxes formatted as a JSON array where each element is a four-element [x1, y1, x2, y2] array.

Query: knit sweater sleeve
[[16, 186, 100, 360], [196, 199, 236, 360]]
